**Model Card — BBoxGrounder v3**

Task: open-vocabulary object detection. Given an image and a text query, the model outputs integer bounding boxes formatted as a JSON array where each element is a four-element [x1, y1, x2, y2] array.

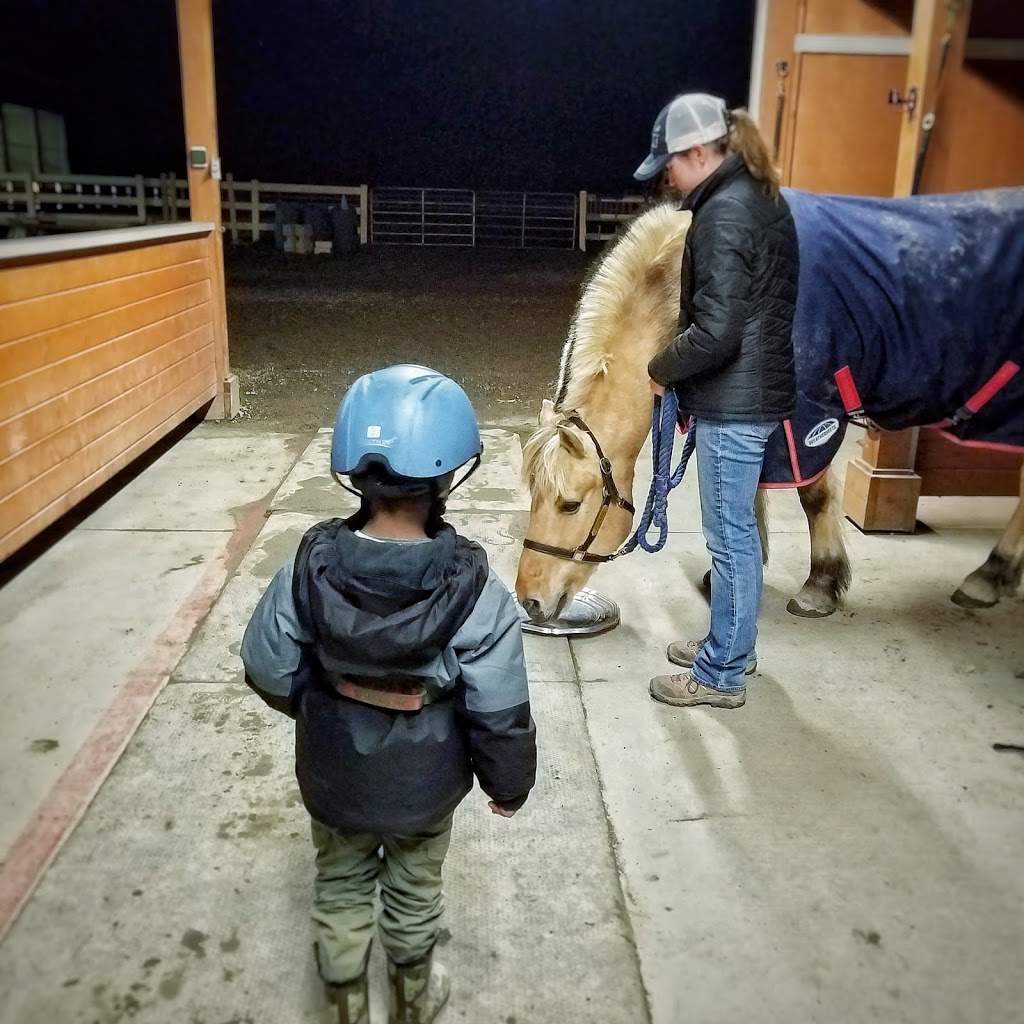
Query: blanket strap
[[834, 365, 878, 429], [834, 365, 864, 416], [950, 361, 1020, 427]]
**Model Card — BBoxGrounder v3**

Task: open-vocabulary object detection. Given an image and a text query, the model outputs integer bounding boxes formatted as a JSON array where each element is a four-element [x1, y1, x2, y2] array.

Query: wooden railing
[[0, 173, 368, 246], [1, 173, 648, 251]]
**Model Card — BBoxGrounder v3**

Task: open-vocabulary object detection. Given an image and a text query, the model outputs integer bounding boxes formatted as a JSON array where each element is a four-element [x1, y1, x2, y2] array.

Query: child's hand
[[488, 801, 517, 818]]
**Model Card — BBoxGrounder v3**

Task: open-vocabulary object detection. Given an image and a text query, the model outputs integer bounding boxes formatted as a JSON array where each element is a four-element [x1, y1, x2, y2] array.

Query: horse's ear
[[557, 424, 587, 460], [540, 399, 558, 426]]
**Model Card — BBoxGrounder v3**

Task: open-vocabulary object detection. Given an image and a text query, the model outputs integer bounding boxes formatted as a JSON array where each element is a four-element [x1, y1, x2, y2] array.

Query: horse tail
[[755, 487, 770, 565], [727, 108, 781, 200]]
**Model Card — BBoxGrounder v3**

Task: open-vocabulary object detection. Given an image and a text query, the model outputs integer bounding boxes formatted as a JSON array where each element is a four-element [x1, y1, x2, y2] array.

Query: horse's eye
[[559, 500, 582, 515]]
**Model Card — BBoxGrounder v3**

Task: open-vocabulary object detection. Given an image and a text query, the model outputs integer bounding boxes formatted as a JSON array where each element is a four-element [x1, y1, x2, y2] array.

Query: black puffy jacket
[[648, 154, 799, 422]]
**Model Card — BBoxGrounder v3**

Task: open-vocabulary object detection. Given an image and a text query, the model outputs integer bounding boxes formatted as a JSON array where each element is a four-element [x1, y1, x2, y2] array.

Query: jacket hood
[[293, 518, 489, 676]]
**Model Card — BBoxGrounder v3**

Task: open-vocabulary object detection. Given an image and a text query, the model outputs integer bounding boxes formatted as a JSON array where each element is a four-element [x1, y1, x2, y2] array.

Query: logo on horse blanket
[[759, 187, 1024, 488]]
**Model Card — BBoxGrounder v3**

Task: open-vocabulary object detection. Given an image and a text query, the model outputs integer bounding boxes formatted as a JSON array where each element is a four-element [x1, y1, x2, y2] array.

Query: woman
[[637, 93, 799, 710]]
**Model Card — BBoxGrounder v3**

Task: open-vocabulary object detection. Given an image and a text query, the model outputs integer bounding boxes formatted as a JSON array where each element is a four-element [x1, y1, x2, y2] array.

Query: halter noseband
[[523, 412, 635, 564]]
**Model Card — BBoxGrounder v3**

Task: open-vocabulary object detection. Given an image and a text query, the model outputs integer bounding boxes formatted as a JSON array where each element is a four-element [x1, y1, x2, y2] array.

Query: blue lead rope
[[621, 390, 696, 555]]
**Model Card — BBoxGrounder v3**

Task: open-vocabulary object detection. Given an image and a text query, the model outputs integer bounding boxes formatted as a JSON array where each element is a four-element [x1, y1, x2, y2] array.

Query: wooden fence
[[1, 173, 647, 251], [0, 174, 368, 246]]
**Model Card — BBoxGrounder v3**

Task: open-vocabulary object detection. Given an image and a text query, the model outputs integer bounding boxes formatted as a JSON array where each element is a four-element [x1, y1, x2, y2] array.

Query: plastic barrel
[[274, 201, 301, 250], [332, 203, 359, 253], [304, 203, 333, 242]]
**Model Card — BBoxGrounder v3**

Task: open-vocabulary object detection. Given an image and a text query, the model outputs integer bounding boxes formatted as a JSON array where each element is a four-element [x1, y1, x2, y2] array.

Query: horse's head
[[516, 400, 635, 622]]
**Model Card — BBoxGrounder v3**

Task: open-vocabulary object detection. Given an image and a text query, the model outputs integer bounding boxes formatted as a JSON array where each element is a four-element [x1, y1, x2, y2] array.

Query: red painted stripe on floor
[[0, 496, 272, 941]]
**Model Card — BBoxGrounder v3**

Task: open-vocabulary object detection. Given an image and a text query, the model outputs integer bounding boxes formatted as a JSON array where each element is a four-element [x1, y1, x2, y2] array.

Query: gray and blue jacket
[[241, 517, 537, 835]]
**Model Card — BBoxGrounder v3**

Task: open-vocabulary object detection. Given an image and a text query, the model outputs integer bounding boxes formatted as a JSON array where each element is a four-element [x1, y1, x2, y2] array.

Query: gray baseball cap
[[634, 93, 730, 181]]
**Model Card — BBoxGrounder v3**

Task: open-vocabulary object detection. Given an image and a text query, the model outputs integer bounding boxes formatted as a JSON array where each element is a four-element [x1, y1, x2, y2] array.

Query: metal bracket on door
[[887, 86, 919, 116]]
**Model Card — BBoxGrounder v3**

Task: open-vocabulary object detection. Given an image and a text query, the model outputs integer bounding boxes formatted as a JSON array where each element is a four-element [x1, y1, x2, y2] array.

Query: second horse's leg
[[951, 464, 1024, 608], [789, 468, 851, 618]]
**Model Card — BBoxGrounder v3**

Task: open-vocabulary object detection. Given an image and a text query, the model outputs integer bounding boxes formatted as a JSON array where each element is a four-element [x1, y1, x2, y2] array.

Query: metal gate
[[370, 188, 577, 248]]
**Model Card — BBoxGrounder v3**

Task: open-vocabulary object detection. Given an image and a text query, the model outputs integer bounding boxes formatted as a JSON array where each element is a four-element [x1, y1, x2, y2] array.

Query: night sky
[[3, 0, 755, 193]]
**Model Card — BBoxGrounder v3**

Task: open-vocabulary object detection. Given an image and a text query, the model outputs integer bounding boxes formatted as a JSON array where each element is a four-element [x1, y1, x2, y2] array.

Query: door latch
[[888, 86, 919, 116]]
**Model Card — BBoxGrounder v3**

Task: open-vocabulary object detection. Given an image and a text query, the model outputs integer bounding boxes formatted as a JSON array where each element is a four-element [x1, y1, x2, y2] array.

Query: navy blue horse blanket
[[760, 187, 1024, 488]]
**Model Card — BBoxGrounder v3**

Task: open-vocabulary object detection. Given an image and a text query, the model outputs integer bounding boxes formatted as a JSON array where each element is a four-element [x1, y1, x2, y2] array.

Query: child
[[241, 364, 537, 1024]]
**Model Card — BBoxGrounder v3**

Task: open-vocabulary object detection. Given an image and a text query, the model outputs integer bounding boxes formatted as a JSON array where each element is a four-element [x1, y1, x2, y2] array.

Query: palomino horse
[[515, 192, 1024, 624]]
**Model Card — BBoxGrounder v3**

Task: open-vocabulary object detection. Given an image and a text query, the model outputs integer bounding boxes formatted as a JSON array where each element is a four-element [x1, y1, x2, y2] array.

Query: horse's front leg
[[789, 468, 851, 617], [951, 464, 1024, 608]]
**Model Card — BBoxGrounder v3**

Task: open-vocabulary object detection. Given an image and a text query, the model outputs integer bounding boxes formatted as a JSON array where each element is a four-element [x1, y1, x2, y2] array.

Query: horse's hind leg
[[789, 468, 852, 618], [951, 464, 1024, 608]]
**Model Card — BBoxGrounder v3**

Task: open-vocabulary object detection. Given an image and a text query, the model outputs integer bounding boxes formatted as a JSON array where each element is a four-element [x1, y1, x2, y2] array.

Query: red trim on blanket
[[758, 465, 831, 491], [931, 426, 1024, 454], [783, 420, 802, 481]]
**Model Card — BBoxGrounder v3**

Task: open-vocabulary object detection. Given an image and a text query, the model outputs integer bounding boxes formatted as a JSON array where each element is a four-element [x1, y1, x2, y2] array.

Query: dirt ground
[[224, 244, 596, 434]]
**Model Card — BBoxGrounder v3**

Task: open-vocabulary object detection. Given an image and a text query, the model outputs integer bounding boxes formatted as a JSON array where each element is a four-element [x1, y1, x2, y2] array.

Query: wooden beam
[[893, 0, 972, 196], [175, 0, 236, 419]]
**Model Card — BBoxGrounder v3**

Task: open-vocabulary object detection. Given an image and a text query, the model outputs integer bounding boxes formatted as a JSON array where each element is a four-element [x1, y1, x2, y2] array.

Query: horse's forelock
[[523, 425, 590, 499]]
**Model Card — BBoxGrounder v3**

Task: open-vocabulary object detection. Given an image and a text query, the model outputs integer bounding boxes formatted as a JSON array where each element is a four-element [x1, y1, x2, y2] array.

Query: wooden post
[[251, 180, 260, 242], [358, 184, 369, 245], [226, 172, 238, 243], [578, 190, 587, 251], [843, 427, 923, 532], [134, 174, 147, 224], [24, 173, 36, 220], [893, 0, 971, 196], [175, 0, 236, 419]]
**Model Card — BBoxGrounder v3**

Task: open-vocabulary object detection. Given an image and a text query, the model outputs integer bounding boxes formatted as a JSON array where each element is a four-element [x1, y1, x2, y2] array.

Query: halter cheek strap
[[522, 412, 635, 565]]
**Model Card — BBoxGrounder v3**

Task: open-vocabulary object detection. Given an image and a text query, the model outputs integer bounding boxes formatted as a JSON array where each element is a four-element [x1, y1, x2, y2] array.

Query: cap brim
[[634, 152, 670, 182]]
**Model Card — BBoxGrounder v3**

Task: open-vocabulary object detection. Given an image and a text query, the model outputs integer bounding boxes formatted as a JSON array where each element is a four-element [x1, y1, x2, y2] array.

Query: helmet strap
[[447, 454, 481, 495]]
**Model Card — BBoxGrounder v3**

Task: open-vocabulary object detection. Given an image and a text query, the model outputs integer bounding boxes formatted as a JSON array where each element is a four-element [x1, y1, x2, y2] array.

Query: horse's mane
[[523, 202, 690, 493], [555, 201, 690, 410]]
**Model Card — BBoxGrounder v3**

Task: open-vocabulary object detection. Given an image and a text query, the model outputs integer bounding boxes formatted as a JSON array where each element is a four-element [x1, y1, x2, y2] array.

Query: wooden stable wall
[[756, 0, 1023, 195], [0, 224, 219, 562], [757, 0, 915, 195]]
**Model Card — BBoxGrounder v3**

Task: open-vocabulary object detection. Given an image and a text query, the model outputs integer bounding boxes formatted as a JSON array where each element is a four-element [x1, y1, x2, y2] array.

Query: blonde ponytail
[[726, 108, 781, 199]]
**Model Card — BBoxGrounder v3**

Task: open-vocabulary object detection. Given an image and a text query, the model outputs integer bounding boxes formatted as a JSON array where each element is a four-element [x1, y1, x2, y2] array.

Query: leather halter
[[523, 412, 635, 564]]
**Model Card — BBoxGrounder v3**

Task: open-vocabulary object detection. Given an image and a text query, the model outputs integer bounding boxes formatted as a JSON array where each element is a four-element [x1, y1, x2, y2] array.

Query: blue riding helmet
[[331, 364, 483, 494]]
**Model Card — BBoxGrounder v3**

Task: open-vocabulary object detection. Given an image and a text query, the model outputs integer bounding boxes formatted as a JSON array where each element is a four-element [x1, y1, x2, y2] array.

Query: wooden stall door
[[788, 54, 909, 195]]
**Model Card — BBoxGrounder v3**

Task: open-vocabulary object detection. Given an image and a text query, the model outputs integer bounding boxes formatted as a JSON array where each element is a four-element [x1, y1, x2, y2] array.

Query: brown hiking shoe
[[666, 639, 757, 675], [649, 671, 746, 709]]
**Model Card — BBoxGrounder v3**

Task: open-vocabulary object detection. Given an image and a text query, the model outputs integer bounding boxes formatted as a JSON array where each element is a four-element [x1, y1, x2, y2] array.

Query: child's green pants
[[310, 814, 454, 984]]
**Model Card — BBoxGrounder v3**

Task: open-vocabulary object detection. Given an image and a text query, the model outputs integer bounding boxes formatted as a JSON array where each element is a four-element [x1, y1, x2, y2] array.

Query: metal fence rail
[[371, 188, 578, 248]]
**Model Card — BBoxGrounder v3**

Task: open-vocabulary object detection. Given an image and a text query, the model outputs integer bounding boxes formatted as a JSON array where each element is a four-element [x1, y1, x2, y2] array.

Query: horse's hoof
[[951, 588, 998, 610], [786, 597, 836, 618]]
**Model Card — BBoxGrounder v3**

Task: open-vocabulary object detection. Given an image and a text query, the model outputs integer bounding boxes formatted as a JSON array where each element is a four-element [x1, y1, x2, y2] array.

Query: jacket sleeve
[[649, 200, 756, 387], [240, 561, 315, 718], [451, 574, 537, 811]]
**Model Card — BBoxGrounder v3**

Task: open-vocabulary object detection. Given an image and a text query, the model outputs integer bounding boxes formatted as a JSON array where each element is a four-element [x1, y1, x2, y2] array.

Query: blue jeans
[[690, 419, 779, 692]]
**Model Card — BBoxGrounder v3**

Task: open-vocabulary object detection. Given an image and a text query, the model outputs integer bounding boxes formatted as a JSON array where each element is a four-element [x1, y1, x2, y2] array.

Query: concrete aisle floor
[[582, 431, 1024, 1024], [0, 426, 304, 929], [0, 428, 647, 1024], [0, 424, 1021, 1024]]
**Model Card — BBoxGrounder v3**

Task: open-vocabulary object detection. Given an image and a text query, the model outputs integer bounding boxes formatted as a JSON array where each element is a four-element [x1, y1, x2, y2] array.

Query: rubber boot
[[326, 973, 369, 1024], [387, 950, 450, 1024]]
